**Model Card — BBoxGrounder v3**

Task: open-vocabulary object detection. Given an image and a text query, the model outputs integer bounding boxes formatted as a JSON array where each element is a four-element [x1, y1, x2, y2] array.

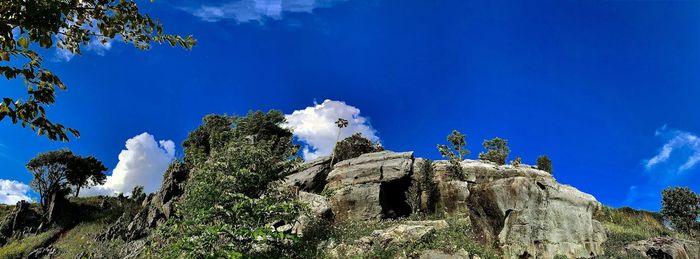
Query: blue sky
[[1, 0, 700, 211]]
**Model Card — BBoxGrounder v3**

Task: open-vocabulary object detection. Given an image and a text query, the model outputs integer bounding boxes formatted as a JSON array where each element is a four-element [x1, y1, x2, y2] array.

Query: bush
[[661, 187, 700, 235], [148, 111, 304, 257], [536, 155, 552, 174], [332, 133, 383, 164], [510, 157, 522, 167], [478, 137, 509, 165]]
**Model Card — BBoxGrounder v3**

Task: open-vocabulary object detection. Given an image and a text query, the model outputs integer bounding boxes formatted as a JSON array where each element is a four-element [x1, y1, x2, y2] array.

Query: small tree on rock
[[536, 155, 553, 174], [333, 133, 383, 164], [661, 187, 700, 234], [478, 137, 509, 165], [437, 130, 470, 179]]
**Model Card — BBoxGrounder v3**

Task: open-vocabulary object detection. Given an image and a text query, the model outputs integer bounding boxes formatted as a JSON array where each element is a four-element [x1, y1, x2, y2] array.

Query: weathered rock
[[27, 246, 56, 259], [291, 191, 333, 237], [461, 160, 551, 183], [328, 222, 440, 258], [326, 151, 414, 191], [468, 176, 606, 259], [329, 183, 383, 221], [625, 237, 700, 259], [326, 151, 415, 221], [0, 200, 41, 244], [361, 224, 436, 249], [99, 161, 189, 241], [419, 249, 471, 259], [437, 180, 470, 215], [282, 156, 332, 193]]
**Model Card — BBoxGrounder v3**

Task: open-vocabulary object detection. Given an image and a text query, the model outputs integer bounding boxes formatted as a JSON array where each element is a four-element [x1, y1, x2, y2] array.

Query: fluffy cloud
[[0, 179, 32, 205], [82, 133, 175, 196], [182, 0, 348, 23], [285, 99, 379, 160], [54, 38, 113, 62], [645, 126, 700, 173]]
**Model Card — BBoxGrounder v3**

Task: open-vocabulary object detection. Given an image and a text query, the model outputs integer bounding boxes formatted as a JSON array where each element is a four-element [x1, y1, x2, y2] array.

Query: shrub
[[510, 157, 522, 167], [148, 111, 304, 257], [437, 130, 470, 179], [661, 187, 700, 235], [332, 133, 383, 164], [536, 155, 552, 174], [478, 137, 509, 165]]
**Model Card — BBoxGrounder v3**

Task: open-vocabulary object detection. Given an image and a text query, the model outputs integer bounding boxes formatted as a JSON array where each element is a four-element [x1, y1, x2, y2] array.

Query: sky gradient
[[1, 0, 700, 211]]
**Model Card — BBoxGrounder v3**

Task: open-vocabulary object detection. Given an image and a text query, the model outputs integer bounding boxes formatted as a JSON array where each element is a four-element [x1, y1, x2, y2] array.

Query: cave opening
[[379, 176, 412, 218]]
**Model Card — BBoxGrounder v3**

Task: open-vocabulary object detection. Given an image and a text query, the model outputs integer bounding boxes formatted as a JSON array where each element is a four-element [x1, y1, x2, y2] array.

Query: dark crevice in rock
[[379, 176, 412, 219], [536, 181, 546, 190]]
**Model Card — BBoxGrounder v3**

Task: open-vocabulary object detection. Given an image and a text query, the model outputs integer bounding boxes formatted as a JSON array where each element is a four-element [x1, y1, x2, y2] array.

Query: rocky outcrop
[[328, 220, 448, 257], [625, 237, 700, 259], [325, 151, 414, 221], [0, 200, 41, 245], [282, 156, 332, 193], [99, 161, 189, 241], [468, 175, 606, 259], [291, 191, 333, 237]]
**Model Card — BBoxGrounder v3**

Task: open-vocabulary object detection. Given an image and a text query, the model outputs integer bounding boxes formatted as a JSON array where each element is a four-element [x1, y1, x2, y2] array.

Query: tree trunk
[[75, 184, 81, 197]]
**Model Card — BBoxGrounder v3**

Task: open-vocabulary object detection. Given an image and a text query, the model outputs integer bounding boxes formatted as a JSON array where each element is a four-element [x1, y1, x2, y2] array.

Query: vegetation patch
[[0, 228, 60, 259]]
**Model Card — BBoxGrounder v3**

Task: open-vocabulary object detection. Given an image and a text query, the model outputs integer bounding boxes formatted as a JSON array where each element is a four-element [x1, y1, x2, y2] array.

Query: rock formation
[[625, 237, 700, 259], [288, 150, 607, 259]]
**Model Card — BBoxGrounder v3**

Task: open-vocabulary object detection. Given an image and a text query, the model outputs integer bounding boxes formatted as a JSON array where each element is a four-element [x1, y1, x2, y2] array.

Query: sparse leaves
[[536, 155, 552, 174], [1, 0, 196, 141], [661, 187, 700, 235], [437, 130, 469, 180]]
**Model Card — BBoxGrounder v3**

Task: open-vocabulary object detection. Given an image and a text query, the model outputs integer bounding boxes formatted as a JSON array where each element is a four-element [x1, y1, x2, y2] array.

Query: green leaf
[[18, 37, 29, 49]]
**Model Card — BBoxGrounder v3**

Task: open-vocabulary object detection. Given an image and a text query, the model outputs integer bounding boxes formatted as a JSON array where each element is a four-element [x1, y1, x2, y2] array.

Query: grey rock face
[[0, 200, 41, 245], [283, 156, 332, 193], [99, 161, 189, 241], [468, 175, 606, 259], [325, 151, 414, 221], [625, 237, 700, 259], [291, 191, 333, 237]]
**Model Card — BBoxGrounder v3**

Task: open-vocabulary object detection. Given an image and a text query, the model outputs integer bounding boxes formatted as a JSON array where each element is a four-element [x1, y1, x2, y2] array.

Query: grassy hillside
[[594, 206, 695, 258]]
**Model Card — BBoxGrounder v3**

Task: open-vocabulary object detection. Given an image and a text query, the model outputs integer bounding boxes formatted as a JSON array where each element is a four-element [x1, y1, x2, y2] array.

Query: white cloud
[[645, 127, 700, 173], [285, 99, 379, 160], [54, 38, 113, 62], [0, 179, 32, 205], [82, 133, 175, 196], [182, 0, 348, 23]]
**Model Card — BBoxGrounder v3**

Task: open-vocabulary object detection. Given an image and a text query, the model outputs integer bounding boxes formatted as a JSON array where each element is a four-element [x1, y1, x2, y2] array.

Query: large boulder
[[625, 237, 700, 259], [282, 156, 332, 193], [468, 176, 606, 259], [325, 151, 414, 221], [0, 200, 41, 245], [291, 191, 333, 237]]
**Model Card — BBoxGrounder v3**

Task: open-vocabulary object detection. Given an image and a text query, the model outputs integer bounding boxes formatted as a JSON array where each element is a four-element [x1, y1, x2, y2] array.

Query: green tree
[[437, 130, 469, 179], [26, 149, 73, 210], [536, 155, 553, 174], [66, 155, 107, 197], [1, 0, 195, 141], [478, 137, 510, 165], [149, 111, 303, 257], [661, 187, 700, 234], [332, 133, 383, 164]]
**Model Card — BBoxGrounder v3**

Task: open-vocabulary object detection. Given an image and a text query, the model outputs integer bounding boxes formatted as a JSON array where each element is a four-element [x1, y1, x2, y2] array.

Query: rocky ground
[[1, 150, 698, 258]]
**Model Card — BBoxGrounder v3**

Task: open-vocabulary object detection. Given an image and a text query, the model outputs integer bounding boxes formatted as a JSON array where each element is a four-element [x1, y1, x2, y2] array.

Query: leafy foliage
[[536, 155, 552, 174], [332, 133, 383, 164], [66, 155, 107, 197], [0, 0, 195, 141], [437, 130, 469, 179], [661, 187, 700, 235], [149, 110, 304, 257], [478, 137, 509, 165]]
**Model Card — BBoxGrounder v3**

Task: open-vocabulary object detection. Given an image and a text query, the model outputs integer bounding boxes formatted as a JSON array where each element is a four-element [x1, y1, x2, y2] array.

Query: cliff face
[[283, 151, 608, 259]]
